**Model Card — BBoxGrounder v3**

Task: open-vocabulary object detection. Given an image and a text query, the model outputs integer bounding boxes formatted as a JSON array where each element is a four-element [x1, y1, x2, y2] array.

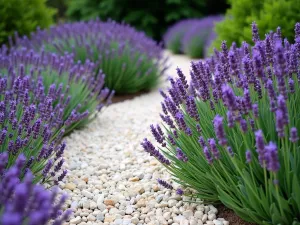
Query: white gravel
[[60, 53, 229, 225]]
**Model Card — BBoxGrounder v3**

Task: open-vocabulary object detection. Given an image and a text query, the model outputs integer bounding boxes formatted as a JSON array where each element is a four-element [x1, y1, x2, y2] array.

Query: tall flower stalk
[[143, 22, 300, 224]]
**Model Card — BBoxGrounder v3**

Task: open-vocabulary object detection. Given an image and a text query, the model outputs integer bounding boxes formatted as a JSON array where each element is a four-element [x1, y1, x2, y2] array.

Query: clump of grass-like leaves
[[142, 22, 300, 224], [16, 20, 168, 94]]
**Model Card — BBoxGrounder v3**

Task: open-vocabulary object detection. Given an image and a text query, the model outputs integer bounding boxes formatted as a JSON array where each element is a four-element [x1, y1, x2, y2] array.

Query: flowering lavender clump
[[143, 22, 300, 224], [0, 48, 102, 184], [0, 47, 112, 134], [181, 16, 223, 58], [163, 19, 200, 54], [0, 153, 71, 225], [16, 20, 168, 94]]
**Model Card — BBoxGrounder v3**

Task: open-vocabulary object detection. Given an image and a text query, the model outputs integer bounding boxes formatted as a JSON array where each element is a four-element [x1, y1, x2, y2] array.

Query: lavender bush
[[0, 153, 71, 225], [0, 47, 113, 134], [163, 19, 199, 54], [181, 16, 223, 58], [16, 20, 168, 94], [0, 47, 111, 184], [142, 22, 300, 224]]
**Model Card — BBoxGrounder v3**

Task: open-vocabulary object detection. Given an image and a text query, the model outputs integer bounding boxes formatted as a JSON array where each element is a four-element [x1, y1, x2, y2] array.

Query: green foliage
[[211, 0, 300, 50], [66, 0, 228, 41], [0, 0, 56, 44], [44, 41, 161, 94]]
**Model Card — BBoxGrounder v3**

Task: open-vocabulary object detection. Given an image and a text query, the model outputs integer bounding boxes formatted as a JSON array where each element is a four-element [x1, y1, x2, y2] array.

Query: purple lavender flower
[[176, 148, 188, 162], [255, 130, 265, 166], [203, 146, 213, 164], [150, 124, 164, 145], [0, 155, 71, 225], [227, 146, 234, 157], [176, 188, 184, 195], [251, 22, 260, 43], [289, 127, 299, 143], [239, 119, 248, 133], [222, 85, 238, 111], [141, 139, 170, 165], [157, 179, 173, 190], [168, 134, 176, 145], [196, 124, 202, 133], [227, 111, 235, 128], [208, 138, 220, 159], [252, 104, 259, 118], [175, 112, 187, 131], [213, 115, 227, 146], [265, 142, 280, 172], [246, 150, 252, 163]]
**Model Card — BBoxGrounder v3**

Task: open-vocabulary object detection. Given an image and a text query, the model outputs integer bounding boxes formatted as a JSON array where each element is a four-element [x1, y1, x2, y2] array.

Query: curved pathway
[[61, 52, 229, 225]]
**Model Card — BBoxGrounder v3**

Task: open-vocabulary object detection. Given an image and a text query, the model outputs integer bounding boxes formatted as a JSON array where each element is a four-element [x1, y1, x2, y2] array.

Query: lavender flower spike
[[176, 147, 188, 162], [176, 188, 184, 195], [265, 142, 280, 172], [246, 150, 252, 163], [251, 22, 260, 43], [255, 130, 265, 166], [213, 115, 227, 146], [289, 127, 299, 143], [203, 146, 213, 164], [157, 179, 173, 190], [141, 138, 170, 165], [208, 138, 220, 159]]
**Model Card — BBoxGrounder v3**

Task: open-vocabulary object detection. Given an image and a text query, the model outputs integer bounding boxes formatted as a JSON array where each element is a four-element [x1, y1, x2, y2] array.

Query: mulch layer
[[217, 205, 256, 225]]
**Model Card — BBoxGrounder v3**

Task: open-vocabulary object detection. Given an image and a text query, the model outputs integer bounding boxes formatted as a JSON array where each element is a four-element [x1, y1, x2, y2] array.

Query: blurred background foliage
[[211, 0, 300, 50], [62, 0, 229, 41], [0, 0, 56, 44]]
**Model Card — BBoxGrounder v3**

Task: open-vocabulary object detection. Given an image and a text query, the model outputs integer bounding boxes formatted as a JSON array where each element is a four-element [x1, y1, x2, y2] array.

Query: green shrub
[[210, 0, 300, 50], [0, 0, 56, 44], [66, 0, 228, 41], [142, 23, 300, 224]]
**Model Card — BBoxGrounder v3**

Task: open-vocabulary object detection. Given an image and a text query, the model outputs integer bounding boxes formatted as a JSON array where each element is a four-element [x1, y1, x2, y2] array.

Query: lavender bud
[[157, 179, 173, 189], [246, 150, 252, 163], [289, 127, 299, 143]]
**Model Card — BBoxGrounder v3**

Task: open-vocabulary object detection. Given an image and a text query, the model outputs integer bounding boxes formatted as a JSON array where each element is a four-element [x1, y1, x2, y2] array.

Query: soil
[[217, 205, 256, 225]]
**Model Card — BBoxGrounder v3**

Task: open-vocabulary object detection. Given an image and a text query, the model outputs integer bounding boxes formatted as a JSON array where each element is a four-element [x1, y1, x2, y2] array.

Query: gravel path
[[61, 53, 229, 225]]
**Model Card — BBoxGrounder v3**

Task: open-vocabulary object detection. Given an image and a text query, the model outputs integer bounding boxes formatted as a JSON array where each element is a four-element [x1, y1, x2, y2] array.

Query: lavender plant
[[181, 16, 223, 58], [16, 20, 168, 94], [142, 22, 300, 224], [163, 19, 200, 54], [0, 153, 72, 225], [0, 47, 111, 184], [0, 47, 113, 134]]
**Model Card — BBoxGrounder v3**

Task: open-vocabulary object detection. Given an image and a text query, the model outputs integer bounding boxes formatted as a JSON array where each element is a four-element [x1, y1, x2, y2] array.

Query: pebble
[[104, 199, 115, 206], [61, 58, 229, 225], [65, 183, 76, 191], [70, 216, 82, 224]]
